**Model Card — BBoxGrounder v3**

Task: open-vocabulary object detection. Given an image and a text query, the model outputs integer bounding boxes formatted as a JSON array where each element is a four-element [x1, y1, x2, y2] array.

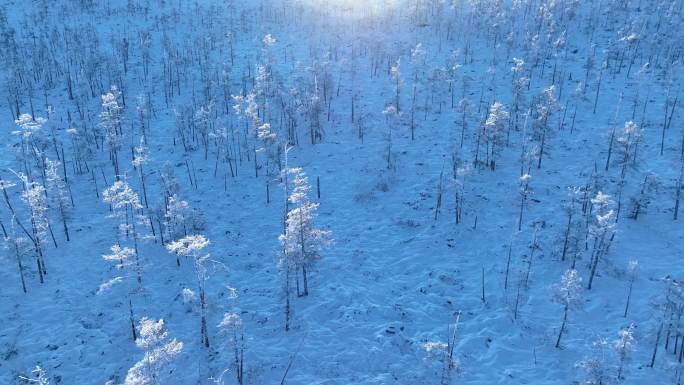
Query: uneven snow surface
[[0, 0, 683, 384]]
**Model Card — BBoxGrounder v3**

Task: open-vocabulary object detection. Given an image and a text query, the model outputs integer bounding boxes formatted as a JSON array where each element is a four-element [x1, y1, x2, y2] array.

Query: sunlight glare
[[298, 0, 400, 20]]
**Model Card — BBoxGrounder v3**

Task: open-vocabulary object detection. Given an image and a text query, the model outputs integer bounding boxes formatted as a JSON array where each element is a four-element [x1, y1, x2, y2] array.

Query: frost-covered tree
[[132, 139, 150, 209], [123, 318, 183, 385], [159, 164, 180, 200], [257, 123, 278, 173], [409, 43, 426, 140], [99, 86, 124, 179], [533, 85, 557, 169], [457, 97, 473, 149], [307, 76, 323, 145], [576, 337, 609, 385], [263, 33, 276, 47], [233, 92, 260, 137], [482, 101, 509, 170], [102, 244, 141, 340], [136, 94, 151, 139], [510, 58, 529, 135], [451, 157, 471, 225], [608, 121, 643, 218], [553, 269, 583, 348], [218, 312, 244, 385], [255, 63, 271, 115], [628, 173, 655, 220], [163, 194, 190, 249], [20, 175, 52, 277], [45, 159, 71, 241], [560, 187, 584, 266], [445, 51, 462, 110], [587, 192, 616, 290], [421, 312, 461, 385], [623, 260, 638, 317], [103, 181, 144, 243], [233, 92, 265, 174], [518, 173, 532, 231], [383, 105, 401, 170], [194, 102, 215, 160], [103, 244, 137, 274], [391, 59, 403, 113], [256, 122, 279, 203], [614, 323, 636, 380], [12, 114, 49, 178], [280, 167, 331, 298], [2, 230, 31, 293], [65, 126, 90, 175], [167, 234, 211, 347], [615, 121, 641, 175], [0, 178, 44, 283]]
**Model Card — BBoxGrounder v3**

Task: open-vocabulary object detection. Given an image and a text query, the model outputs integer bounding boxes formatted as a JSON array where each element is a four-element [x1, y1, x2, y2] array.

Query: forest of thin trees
[[0, 0, 682, 384]]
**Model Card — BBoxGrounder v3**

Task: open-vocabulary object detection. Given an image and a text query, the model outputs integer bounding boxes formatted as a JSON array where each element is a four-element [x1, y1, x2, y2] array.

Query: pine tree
[[45, 159, 71, 241], [534, 85, 557, 169], [218, 312, 244, 385], [510, 58, 529, 139], [167, 234, 211, 347], [576, 338, 609, 385], [194, 102, 214, 159], [102, 244, 141, 340], [279, 167, 331, 298], [553, 269, 583, 348], [587, 191, 616, 290], [484, 102, 509, 170], [19, 175, 51, 278], [2, 230, 31, 293], [102, 181, 144, 241], [99, 86, 124, 179], [12, 114, 49, 177], [391, 59, 402, 113], [123, 318, 183, 385], [383, 105, 401, 170], [614, 323, 636, 380], [132, 139, 150, 209], [163, 194, 190, 250], [518, 173, 532, 231], [623, 260, 639, 317]]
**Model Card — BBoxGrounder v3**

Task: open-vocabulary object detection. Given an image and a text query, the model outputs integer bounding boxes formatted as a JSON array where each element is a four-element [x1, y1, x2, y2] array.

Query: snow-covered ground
[[0, 0, 683, 384]]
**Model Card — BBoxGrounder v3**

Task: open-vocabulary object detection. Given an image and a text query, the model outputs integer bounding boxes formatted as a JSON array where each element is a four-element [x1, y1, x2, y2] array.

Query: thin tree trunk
[[302, 265, 309, 297], [651, 322, 663, 367], [129, 298, 137, 341], [555, 305, 568, 348], [624, 277, 634, 317], [504, 245, 512, 291], [14, 240, 27, 293]]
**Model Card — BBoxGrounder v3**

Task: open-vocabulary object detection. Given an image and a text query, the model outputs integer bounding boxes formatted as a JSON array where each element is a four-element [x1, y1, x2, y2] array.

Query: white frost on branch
[[123, 318, 183, 385]]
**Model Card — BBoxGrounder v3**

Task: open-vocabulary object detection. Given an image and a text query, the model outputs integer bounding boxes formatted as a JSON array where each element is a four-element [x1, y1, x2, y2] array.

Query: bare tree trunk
[[651, 322, 663, 367], [518, 191, 526, 231], [200, 287, 210, 348], [302, 264, 309, 297], [129, 298, 137, 341], [476, 265, 484, 304], [675, 159, 683, 220], [285, 267, 291, 331], [14, 240, 27, 293], [504, 245, 512, 291], [561, 209, 573, 261], [514, 279, 522, 320], [555, 305, 568, 348], [624, 275, 634, 317]]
